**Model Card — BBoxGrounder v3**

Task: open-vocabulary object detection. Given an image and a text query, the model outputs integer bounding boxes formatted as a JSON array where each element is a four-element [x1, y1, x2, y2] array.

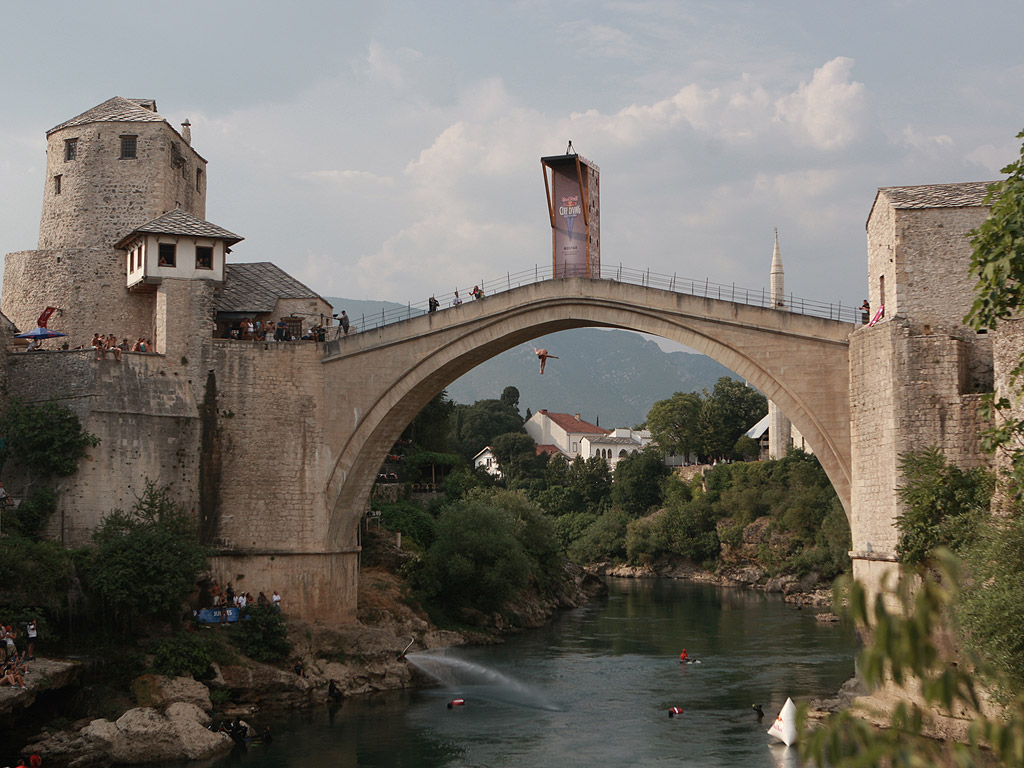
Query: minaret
[[768, 229, 792, 459]]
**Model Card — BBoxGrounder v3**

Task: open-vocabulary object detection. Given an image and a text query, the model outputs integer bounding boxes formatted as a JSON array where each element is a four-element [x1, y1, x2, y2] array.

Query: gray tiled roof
[[215, 262, 332, 314], [48, 97, 166, 135], [114, 209, 243, 248], [878, 181, 998, 209]]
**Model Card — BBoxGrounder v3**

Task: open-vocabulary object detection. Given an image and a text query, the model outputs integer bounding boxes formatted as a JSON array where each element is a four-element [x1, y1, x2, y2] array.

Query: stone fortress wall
[[850, 184, 996, 591]]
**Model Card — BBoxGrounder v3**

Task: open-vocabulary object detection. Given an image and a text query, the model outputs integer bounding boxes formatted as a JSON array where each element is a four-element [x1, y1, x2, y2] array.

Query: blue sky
[[2, 0, 1023, 308]]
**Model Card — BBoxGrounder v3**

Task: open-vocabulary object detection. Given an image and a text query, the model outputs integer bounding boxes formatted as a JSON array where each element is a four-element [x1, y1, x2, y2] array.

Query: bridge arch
[[322, 278, 853, 550]]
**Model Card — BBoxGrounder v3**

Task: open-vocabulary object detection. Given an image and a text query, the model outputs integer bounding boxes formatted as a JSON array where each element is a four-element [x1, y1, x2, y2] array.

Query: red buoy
[[668, 707, 684, 717], [447, 698, 466, 709]]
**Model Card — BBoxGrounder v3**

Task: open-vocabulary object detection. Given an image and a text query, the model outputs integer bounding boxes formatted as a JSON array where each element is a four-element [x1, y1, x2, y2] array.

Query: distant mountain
[[326, 297, 737, 428]]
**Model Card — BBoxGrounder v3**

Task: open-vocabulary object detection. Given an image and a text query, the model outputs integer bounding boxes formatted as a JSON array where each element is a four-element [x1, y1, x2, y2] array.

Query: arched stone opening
[[322, 280, 852, 552]]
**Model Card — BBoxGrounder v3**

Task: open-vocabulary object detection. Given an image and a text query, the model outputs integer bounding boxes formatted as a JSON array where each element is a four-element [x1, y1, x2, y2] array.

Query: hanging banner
[[542, 153, 600, 278]]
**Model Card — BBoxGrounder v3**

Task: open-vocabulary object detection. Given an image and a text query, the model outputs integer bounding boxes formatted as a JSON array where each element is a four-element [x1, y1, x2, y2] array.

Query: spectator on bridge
[[861, 299, 870, 324], [452, 291, 462, 307], [428, 296, 440, 313], [471, 285, 484, 300]]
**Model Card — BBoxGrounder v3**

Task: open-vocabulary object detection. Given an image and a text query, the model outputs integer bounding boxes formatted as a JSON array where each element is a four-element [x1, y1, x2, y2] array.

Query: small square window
[[53, 174, 62, 195], [158, 243, 176, 267], [195, 246, 213, 270], [64, 139, 77, 161], [120, 135, 137, 160]]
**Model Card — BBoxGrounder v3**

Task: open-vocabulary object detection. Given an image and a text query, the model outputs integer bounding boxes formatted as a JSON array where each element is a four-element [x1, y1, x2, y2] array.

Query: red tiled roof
[[538, 411, 609, 435], [535, 444, 565, 456]]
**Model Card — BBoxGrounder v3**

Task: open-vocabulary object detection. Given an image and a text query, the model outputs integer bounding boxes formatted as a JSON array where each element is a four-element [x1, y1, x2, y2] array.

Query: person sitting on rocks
[[1, 659, 26, 689]]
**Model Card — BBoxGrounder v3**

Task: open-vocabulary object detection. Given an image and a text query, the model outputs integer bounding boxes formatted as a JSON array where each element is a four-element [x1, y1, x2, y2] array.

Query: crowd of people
[[1, 621, 36, 691], [222, 313, 350, 343], [91, 334, 154, 360], [207, 582, 281, 619]]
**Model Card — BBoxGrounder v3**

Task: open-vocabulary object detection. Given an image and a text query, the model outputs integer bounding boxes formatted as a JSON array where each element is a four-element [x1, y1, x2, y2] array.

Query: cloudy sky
[[2, 0, 1023, 311]]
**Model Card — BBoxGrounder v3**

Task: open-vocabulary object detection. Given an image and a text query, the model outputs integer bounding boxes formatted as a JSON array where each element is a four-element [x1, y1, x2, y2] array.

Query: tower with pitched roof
[[2, 97, 234, 351]]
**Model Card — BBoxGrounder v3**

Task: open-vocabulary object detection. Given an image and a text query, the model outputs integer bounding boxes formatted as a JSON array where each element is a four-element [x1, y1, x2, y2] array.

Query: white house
[[472, 446, 503, 478], [580, 427, 653, 470]]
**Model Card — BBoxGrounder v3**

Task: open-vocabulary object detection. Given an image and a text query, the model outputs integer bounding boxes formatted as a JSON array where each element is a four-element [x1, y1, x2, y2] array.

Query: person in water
[[328, 679, 343, 703], [679, 649, 689, 663], [533, 347, 558, 374]]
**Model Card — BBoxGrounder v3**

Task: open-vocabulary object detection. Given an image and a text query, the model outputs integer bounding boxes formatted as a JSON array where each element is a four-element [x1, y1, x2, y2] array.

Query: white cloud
[[774, 57, 868, 150], [363, 41, 422, 89], [898, 125, 954, 154]]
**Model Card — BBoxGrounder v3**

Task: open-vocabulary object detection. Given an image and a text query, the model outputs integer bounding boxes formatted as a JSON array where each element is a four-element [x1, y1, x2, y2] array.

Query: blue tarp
[[197, 607, 240, 623]]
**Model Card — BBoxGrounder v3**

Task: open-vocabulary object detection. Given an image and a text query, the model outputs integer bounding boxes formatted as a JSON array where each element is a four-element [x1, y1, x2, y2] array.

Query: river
[[170, 578, 855, 768]]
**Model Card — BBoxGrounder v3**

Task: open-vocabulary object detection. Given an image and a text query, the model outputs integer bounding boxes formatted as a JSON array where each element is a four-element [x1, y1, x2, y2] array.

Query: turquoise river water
[[165, 578, 855, 767]]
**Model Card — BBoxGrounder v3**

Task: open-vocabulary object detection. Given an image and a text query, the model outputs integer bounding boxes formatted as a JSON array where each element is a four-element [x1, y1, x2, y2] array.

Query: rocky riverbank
[[590, 559, 836, 609], [12, 557, 605, 767]]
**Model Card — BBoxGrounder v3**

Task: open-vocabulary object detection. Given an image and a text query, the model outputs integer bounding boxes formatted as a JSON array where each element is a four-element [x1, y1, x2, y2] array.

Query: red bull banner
[[542, 153, 600, 278]]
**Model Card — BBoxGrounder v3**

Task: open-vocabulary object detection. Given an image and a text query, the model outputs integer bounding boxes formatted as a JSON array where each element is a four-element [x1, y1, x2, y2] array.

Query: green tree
[[490, 431, 540, 482], [0, 399, 100, 482], [695, 378, 767, 461], [646, 391, 703, 458], [500, 386, 521, 411], [802, 553, 1024, 768], [230, 604, 293, 662], [449, 397, 525, 460], [87, 482, 209, 629], [411, 489, 559, 617], [611, 446, 670, 516], [895, 447, 993, 566], [400, 391, 455, 454]]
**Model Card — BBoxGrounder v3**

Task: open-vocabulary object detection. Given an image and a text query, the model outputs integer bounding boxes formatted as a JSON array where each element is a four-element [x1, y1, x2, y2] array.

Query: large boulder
[[64, 705, 231, 764], [131, 674, 212, 711]]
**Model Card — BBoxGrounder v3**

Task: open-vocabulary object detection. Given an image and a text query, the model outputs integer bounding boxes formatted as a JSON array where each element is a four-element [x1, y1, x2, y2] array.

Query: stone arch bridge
[[313, 278, 854, 618]]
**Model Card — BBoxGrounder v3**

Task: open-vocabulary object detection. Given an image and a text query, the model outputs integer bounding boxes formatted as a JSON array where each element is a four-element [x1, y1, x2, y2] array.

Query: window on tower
[[196, 246, 213, 270], [64, 139, 77, 161], [54, 175, 62, 195], [158, 243, 176, 268], [120, 135, 137, 160]]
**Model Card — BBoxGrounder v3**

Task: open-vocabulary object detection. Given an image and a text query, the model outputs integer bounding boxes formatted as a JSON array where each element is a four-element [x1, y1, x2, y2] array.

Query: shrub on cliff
[[0, 399, 100, 481], [86, 482, 209, 631], [229, 604, 292, 663]]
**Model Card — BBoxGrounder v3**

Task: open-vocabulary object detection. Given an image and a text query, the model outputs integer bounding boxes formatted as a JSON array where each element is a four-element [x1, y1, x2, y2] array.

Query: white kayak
[[766, 697, 798, 746]]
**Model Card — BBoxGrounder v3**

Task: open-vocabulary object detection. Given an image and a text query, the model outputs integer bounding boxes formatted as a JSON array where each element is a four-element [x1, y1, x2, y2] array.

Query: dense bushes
[[408, 489, 561, 620], [229, 605, 293, 663]]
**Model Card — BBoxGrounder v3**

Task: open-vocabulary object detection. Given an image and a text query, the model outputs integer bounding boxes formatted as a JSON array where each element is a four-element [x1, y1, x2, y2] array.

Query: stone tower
[[767, 230, 792, 459], [2, 97, 209, 348]]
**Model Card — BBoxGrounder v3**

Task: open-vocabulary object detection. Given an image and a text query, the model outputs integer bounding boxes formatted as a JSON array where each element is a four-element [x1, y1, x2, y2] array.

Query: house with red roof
[[525, 409, 609, 460]]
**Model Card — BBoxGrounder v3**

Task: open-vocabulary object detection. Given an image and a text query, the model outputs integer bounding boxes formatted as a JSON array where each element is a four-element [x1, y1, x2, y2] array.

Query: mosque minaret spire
[[770, 227, 785, 307], [768, 229, 792, 459]]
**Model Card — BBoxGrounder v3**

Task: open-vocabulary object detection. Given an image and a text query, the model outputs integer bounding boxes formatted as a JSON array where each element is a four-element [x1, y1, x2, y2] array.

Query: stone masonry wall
[[3, 350, 200, 546], [38, 121, 206, 251], [205, 341, 331, 552], [867, 200, 988, 331], [850, 319, 988, 556], [2, 249, 156, 350]]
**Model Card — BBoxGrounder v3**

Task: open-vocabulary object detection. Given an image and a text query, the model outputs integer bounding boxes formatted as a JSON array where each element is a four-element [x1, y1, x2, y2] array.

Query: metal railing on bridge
[[333, 264, 860, 339]]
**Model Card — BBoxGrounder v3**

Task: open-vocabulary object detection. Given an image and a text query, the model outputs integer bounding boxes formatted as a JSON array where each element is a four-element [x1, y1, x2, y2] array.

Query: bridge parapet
[[336, 264, 860, 337]]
